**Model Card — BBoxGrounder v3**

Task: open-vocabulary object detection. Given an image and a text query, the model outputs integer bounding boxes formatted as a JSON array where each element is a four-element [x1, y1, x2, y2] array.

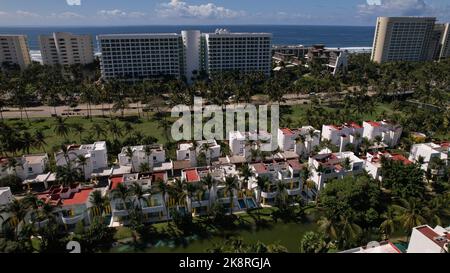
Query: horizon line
[[0, 23, 375, 28]]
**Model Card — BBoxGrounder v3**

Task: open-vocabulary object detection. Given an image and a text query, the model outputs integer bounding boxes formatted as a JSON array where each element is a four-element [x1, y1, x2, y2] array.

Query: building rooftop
[[416, 225, 450, 249], [185, 169, 200, 183], [24, 154, 47, 165], [62, 188, 93, 206]]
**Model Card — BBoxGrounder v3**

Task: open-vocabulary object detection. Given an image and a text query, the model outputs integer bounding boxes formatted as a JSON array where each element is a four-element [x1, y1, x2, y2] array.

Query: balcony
[[61, 212, 86, 225], [261, 191, 277, 199], [287, 187, 302, 196]]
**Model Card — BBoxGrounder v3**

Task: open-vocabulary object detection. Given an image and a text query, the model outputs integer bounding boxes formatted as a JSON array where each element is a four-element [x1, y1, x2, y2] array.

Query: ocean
[[0, 25, 375, 51]]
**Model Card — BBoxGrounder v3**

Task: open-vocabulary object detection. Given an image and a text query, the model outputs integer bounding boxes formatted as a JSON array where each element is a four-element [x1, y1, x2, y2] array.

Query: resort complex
[[0, 13, 449, 256]]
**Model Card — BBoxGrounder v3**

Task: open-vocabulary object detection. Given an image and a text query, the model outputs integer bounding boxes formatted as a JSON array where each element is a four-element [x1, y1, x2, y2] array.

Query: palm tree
[[380, 207, 397, 240], [125, 146, 135, 172], [339, 216, 362, 248], [33, 130, 47, 153], [274, 181, 288, 210], [91, 123, 106, 140], [224, 175, 238, 215], [89, 190, 109, 217], [131, 182, 149, 210], [200, 173, 215, 209], [392, 198, 428, 239], [239, 163, 253, 190], [21, 131, 34, 154], [76, 155, 88, 180], [71, 123, 85, 143], [256, 176, 269, 205], [112, 183, 130, 209], [105, 120, 123, 140], [317, 216, 339, 242], [143, 145, 153, 171], [158, 181, 170, 219], [53, 116, 70, 140]]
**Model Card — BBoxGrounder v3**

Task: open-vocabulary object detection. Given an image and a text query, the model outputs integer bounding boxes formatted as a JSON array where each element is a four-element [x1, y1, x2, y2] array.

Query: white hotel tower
[[97, 29, 272, 81]]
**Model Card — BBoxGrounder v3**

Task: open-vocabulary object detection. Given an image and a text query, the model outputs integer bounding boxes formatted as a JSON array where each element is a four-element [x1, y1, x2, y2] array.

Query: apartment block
[[363, 151, 412, 181], [0, 35, 31, 69], [362, 120, 402, 148], [39, 32, 94, 66], [0, 154, 49, 181], [97, 29, 272, 81], [203, 29, 272, 76], [371, 17, 437, 63], [98, 33, 183, 80]]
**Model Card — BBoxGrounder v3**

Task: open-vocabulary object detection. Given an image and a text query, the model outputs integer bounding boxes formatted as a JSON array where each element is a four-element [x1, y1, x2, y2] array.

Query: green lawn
[[286, 102, 397, 125], [4, 114, 172, 155]]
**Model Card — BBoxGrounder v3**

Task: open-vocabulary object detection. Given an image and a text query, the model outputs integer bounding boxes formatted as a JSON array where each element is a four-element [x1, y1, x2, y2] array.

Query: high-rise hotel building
[[97, 29, 272, 81], [39, 32, 94, 66], [0, 35, 31, 69], [371, 17, 450, 63]]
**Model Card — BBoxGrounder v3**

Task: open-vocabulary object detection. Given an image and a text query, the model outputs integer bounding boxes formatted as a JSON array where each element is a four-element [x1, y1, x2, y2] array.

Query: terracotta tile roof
[[391, 154, 413, 165], [62, 188, 93, 206], [110, 176, 124, 190], [287, 159, 303, 171], [252, 163, 268, 174], [366, 121, 381, 127], [280, 128, 294, 136], [152, 172, 166, 183], [416, 226, 448, 248], [349, 122, 363, 129], [185, 169, 200, 183]]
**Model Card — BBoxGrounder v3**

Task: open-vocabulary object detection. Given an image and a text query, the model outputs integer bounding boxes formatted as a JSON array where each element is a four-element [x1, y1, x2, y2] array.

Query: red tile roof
[[252, 163, 268, 174], [62, 188, 93, 206], [185, 169, 200, 183], [416, 226, 448, 248], [152, 172, 166, 183], [366, 121, 381, 127], [391, 154, 413, 165], [281, 128, 294, 136], [287, 159, 303, 171], [349, 122, 363, 129], [110, 176, 124, 190]]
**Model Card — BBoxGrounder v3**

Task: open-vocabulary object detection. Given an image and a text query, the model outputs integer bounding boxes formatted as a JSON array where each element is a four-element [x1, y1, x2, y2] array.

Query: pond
[[111, 221, 318, 253]]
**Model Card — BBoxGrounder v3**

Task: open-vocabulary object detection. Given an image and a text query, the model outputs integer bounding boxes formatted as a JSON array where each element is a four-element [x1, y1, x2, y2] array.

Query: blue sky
[[0, 0, 449, 26]]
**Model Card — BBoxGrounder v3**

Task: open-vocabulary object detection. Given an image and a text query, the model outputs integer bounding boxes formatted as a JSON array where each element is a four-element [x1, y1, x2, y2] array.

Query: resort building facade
[[0, 35, 31, 69], [97, 29, 272, 81], [39, 32, 94, 66]]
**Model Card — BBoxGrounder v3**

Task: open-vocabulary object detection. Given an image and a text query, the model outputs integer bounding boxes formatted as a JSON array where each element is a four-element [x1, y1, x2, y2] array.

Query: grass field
[[4, 114, 172, 155]]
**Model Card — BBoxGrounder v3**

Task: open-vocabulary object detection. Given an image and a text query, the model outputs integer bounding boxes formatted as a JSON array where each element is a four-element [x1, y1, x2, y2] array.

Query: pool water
[[246, 198, 257, 209], [238, 198, 257, 209]]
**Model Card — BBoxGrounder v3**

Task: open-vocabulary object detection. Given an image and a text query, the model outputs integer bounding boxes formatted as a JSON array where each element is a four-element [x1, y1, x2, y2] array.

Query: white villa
[[321, 122, 364, 151], [249, 159, 303, 205], [308, 151, 364, 192], [362, 120, 403, 148], [118, 144, 170, 172], [0, 154, 49, 181], [55, 141, 108, 179], [176, 140, 221, 167], [278, 126, 321, 157], [229, 131, 273, 161], [363, 151, 412, 181], [409, 142, 449, 171]]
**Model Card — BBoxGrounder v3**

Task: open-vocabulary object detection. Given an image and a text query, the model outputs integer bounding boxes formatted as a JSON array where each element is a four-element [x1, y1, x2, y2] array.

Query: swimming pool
[[238, 198, 257, 209]]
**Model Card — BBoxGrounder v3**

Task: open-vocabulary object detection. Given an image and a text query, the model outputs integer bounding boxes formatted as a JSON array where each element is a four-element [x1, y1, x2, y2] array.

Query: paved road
[[0, 92, 346, 119]]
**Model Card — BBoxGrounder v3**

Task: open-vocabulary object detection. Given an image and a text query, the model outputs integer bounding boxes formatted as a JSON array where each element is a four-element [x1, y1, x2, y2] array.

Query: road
[[0, 92, 347, 119]]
